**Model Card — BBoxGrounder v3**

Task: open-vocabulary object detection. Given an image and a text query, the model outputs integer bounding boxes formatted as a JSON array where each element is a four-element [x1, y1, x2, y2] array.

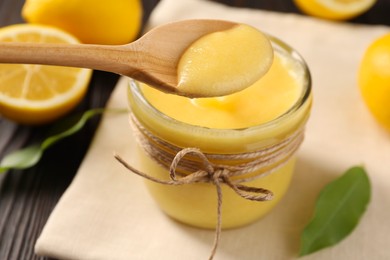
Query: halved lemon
[[293, 0, 376, 20], [0, 24, 92, 125]]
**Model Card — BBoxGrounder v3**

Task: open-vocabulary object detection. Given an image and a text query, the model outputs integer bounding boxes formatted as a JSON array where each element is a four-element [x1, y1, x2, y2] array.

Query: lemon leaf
[[299, 166, 371, 256], [0, 108, 126, 174], [41, 108, 106, 150], [0, 144, 42, 171]]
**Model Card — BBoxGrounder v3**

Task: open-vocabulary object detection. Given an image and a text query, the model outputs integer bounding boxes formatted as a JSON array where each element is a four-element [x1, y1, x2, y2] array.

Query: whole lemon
[[22, 0, 143, 45], [293, 0, 376, 21], [358, 33, 390, 131]]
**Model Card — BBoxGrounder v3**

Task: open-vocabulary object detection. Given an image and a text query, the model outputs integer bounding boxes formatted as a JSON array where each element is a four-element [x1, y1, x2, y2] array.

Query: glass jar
[[127, 36, 312, 229]]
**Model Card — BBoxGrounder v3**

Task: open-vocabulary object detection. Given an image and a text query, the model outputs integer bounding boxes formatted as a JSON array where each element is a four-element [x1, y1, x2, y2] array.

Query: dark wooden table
[[0, 0, 389, 259]]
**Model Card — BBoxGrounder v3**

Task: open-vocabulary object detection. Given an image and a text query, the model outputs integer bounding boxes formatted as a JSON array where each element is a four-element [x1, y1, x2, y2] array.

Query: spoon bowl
[[0, 19, 237, 97]]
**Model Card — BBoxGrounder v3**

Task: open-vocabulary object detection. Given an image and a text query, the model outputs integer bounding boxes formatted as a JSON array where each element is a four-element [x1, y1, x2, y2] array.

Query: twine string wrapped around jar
[[115, 112, 305, 260]]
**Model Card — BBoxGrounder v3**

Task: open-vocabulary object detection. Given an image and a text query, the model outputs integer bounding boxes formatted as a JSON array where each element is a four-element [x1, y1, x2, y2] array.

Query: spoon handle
[[0, 42, 139, 75]]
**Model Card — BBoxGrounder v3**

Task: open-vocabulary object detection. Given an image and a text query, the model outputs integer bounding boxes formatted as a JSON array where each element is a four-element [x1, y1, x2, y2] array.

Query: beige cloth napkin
[[35, 0, 390, 259]]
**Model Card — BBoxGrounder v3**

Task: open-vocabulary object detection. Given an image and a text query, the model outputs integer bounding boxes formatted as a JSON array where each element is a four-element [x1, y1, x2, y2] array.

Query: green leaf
[[41, 108, 106, 150], [0, 144, 42, 172], [299, 166, 371, 256], [0, 108, 126, 174]]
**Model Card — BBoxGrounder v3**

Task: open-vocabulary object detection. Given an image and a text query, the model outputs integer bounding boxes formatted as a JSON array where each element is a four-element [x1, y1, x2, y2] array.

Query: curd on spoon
[[176, 23, 273, 97]]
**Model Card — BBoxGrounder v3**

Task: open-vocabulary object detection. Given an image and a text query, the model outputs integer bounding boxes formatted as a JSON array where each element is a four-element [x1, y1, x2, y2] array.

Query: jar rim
[[128, 35, 311, 137]]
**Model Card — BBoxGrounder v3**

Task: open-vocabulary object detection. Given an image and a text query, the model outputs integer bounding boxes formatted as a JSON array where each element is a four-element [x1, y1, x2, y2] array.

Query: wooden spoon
[[0, 19, 237, 97]]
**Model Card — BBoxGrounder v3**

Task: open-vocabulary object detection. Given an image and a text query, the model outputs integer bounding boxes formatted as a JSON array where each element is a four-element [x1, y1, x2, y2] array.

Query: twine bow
[[115, 148, 273, 260]]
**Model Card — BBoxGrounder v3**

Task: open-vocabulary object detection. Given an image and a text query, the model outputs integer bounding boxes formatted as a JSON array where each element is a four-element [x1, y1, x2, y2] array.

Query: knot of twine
[[114, 113, 304, 260]]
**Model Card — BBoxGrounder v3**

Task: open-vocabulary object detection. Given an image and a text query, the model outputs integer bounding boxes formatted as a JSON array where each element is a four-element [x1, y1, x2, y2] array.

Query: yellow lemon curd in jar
[[128, 25, 311, 229]]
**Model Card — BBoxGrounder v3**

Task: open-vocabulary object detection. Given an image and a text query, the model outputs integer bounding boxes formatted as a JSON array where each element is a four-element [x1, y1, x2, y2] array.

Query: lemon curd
[[144, 52, 302, 129], [177, 24, 273, 97], [127, 34, 311, 229]]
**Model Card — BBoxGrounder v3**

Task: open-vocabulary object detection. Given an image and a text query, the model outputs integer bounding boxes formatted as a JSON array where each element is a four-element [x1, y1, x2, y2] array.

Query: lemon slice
[[293, 0, 376, 20], [0, 24, 92, 125]]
